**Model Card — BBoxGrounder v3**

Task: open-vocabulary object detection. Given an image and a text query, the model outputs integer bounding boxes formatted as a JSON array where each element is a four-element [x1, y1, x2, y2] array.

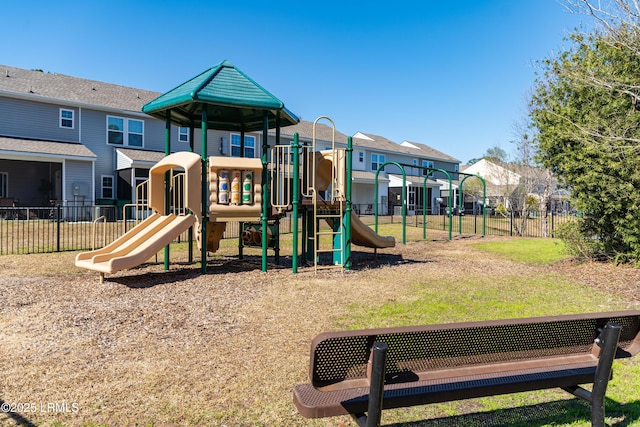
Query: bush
[[495, 204, 509, 217], [555, 220, 597, 261]]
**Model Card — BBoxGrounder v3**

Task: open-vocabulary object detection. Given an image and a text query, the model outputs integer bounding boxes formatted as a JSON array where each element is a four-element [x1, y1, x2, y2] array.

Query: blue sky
[[2, 1, 585, 163]]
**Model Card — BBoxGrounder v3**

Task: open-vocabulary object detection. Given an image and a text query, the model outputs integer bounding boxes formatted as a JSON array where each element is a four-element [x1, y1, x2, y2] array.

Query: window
[[178, 127, 189, 143], [412, 159, 418, 166], [107, 117, 124, 145], [358, 152, 364, 163], [454, 164, 459, 172], [422, 160, 434, 175], [0, 172, 8, 198], [371, 153, 385, 171], [101, 175, 114, 199], [134, 169, 149, 203], [107, 116, 144, 147], [60, 109, 74, 129], [128, 120, 143, 146], [230, 134, 256, 157]]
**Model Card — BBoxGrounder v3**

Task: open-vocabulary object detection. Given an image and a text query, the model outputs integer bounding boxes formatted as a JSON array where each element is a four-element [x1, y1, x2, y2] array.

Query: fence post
[[510, 210, 514, 237], [551, 211, 555, 238], [474, 212, 477, 234], [56, 204, 61, 252]]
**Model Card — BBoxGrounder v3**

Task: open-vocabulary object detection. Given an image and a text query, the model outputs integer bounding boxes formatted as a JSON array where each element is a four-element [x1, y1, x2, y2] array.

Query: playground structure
[[75, 60, 485, 281], [75, 117, 396, 280], [75, 152, 202, 280]]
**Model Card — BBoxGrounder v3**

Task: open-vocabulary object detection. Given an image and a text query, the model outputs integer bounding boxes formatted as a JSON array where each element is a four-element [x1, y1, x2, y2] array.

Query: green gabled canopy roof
[[142, 60, 299, 131]]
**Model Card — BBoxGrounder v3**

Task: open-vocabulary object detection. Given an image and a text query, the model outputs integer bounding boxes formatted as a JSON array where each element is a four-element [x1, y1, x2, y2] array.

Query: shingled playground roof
[[142, 60, 299, 132]]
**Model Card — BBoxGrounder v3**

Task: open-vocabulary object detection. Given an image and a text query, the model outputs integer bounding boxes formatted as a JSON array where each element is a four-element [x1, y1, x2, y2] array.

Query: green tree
[[461, 176, 484, 215], [483, 146, 508, 163], [530, 18, 640, 261]]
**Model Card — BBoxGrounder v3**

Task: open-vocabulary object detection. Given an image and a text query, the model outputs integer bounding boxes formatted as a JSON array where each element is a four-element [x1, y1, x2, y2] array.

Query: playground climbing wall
[[208, 156, 263, 222]]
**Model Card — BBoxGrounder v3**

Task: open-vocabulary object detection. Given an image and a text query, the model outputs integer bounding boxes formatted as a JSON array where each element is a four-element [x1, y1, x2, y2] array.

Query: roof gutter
[[0, 89, 151, 118], [0, 150, 97, 162]]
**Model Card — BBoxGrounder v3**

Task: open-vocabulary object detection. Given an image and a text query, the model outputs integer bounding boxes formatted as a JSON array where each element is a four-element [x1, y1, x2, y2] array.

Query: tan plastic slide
[[75, 213, 196, 274], [75, 152, 202, 277], [315, 151, 395, 249]]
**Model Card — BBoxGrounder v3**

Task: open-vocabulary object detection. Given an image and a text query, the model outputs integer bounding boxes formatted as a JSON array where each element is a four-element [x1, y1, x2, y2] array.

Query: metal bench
[[293, 311, 640, 427]]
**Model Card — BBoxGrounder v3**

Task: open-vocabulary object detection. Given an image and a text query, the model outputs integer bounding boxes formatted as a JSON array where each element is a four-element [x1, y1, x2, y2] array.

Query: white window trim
[[107, 116, 124, 146], [230, 133, 257, 158], [127, 119, 144, 147], [422, 160, 434, 168], [178, 127, 189, 143], [358, 152, 364, 163], [422, 160, 435, 175], [106, 115, 144, 147], [371, 153, 386, 171], [101, 175, 114, 199], [60, 108, 74, 129]]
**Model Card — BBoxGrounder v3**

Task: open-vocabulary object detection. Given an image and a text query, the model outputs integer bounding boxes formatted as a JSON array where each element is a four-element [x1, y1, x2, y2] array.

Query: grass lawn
[[1, 227, 639, 426], [472, 238, 569, 264]]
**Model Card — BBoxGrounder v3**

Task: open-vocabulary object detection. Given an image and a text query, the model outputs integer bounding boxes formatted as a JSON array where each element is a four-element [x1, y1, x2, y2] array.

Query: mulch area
[[0, 232, 639, 426]]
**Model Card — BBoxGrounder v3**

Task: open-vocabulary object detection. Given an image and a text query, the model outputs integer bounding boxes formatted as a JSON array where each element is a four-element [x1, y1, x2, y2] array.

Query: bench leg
[[352, 341, 388, 427], [562, 322, 622, 427], [592, 322, 622, 427]]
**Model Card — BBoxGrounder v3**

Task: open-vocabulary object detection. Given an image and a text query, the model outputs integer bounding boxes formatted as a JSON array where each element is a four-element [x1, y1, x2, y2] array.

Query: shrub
[[555, 220, 597, 261]]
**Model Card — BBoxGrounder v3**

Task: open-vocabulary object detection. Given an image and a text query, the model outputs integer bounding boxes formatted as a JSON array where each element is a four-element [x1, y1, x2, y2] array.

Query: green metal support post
[[447, 183, 453, 241], [305, 210, 314, 263], [483, 180, 487, 236], [201, 108, 208, 274], [456, 173, 486, 237], [292, 133, 300, 273], [422, 168, 452, 241], [402, 175, 407, 245], [188, 121, 194, 264], [187, 120, 194, 264], [458, 175, 469, 235], [274, 113, 281, 265], [375, 161, 406, 244], [164, 111, 171, 271], [238, 128, 245, 260], [422, 184, 427, 240], [344, 136, 353, 270], [261, 112, 269, 272]]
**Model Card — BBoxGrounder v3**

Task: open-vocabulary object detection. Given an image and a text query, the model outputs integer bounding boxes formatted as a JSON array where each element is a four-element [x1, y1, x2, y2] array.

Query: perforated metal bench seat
[[293, 311, 640, 426]]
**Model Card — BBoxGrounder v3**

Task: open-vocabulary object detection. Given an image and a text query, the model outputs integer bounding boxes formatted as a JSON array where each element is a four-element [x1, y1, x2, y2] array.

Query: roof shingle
[[0, 65, 159, 112], [0, 136, 97, 159]]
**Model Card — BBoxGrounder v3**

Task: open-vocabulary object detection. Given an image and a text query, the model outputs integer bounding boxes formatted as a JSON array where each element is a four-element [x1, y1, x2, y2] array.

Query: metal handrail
[[92, 215, 107, 250]]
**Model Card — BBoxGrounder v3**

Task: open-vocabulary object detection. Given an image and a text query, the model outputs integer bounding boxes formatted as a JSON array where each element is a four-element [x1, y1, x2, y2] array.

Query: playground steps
[[313, 197, 345, 272]]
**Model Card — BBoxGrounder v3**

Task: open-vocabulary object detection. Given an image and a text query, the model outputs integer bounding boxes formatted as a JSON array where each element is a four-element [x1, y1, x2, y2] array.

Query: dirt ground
[[1, 231, 639, 426]]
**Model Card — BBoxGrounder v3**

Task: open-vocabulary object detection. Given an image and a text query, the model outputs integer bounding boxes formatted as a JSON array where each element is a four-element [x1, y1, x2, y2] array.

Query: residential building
[[0, 65, 263, 216], [461, 159, 570, 214], [351, 133, 460, 215], [271, 124, 460, 215], [1, 64, 461, 218]]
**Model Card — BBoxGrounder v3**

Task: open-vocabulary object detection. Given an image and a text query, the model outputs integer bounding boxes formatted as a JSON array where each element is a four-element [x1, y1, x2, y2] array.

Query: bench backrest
[[310, 311, 640, 390]]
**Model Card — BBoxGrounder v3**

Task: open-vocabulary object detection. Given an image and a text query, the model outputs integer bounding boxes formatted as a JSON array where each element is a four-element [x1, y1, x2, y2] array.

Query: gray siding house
[[0, 64, 460, 217], [270, 122, 460, 215], [0, 66, 162, 209], [0, 65, 265, 211]]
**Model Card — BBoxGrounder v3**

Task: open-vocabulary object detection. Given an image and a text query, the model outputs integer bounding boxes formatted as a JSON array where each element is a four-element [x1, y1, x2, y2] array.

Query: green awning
[[142, 60, 299, 131]]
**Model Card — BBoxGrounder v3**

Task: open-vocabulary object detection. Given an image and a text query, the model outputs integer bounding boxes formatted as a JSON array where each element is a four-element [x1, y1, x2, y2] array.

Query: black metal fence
[[1, 204, 575, 256], [388, 210, 576, 238], [0, 204, 294, 255]]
